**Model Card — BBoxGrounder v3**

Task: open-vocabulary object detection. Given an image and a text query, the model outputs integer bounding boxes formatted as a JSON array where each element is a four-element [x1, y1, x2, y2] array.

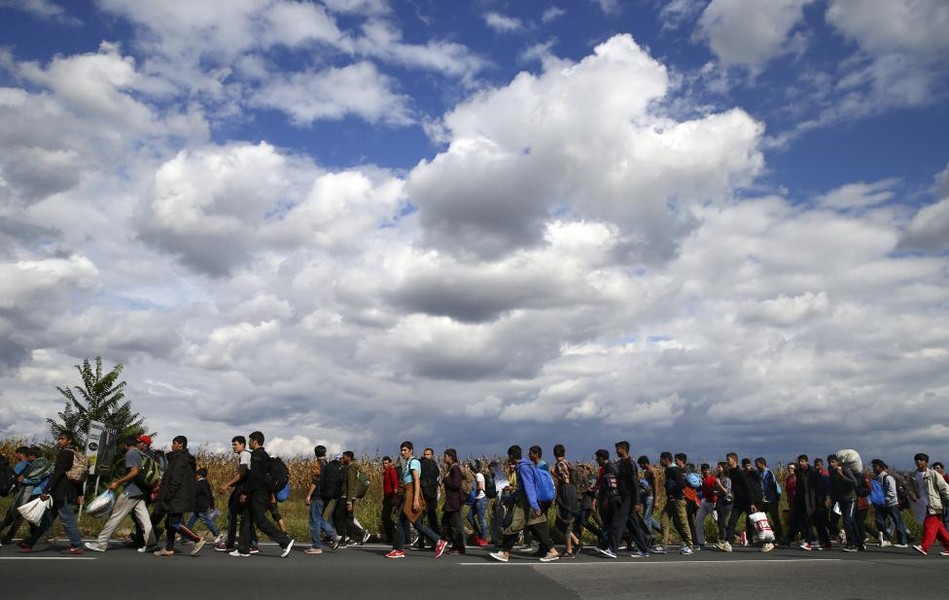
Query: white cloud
[[251, 62, 413, 126], [898, 164, 949, 253], [409, 34, 763, 260], [483, 12, 523, 33], [696, 0, 814, 71], [0, 0, 81, 24], [541, 7, 566, 23], [817, 178, 899, 210]]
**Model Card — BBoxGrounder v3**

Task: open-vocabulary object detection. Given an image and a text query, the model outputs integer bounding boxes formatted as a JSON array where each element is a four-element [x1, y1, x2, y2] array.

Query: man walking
[[85, 436, 157, 553], [385, 441, 442, 559], [489, 445, 559, 563], [19, 432, 84, 554], [909, 453, 949, 556], [154, 435, 208, 557], [232, 431, 294, 558], [304, 445, 340, 555]]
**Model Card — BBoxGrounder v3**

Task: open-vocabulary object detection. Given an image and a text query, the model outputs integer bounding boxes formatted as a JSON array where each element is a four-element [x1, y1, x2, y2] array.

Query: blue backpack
[[869, 477, 886, 506], [533, 466, 556, 503]]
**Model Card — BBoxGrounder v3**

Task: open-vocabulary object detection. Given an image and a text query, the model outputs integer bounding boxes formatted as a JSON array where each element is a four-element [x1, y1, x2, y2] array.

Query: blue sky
[[0, 0, 947, 466]]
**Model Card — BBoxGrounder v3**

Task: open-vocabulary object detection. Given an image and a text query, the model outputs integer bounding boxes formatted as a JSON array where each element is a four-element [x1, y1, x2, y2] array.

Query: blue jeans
[[393, 507, 439, 551], [28, 500, 82, 548], [309, 496, 338, 548], [466, 497, 487, 538], [186, 511, 220, 537], [642, 494, 663, 534]]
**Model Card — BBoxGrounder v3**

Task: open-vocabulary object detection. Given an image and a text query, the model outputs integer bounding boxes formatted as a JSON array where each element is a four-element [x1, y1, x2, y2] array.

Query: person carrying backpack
[[18, 431, 85, 554], [339, 451, 370, 546], [232, 431, 294, 558], [384, 441, 442, 559], [416, 447, 440, 551], [303, 445, 341, 555], [870, 459, 908, 548], [85, 436, 157, 553], [437, 449, 467, 555], [489, 445, 559, 563]]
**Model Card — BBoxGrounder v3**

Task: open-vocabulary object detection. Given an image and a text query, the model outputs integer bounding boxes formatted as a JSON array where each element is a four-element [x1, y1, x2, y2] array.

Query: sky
[[0, 0, 947, 467]]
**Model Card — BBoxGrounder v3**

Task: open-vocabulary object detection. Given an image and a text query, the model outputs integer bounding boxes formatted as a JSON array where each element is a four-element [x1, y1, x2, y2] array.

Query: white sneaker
[[880, 540, 892, 548], [281, 539, 295, 558], [680, 546, 694, 555], [84, 542, 106, 552], [489, 550, 509, 562], [229, 549, 251, 557], [761, 542, 774, 553]]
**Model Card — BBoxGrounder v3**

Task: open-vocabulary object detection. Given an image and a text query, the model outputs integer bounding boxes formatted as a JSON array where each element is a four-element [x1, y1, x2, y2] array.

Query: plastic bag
[[836, 449, 863, 477], [17, 496, 52, 526], [85, 489, 116, 519], [749, 511, 775, 543]]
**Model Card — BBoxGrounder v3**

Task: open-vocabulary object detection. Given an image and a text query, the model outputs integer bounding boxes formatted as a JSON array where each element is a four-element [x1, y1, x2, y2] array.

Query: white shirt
[[475, 472, 486, 500]]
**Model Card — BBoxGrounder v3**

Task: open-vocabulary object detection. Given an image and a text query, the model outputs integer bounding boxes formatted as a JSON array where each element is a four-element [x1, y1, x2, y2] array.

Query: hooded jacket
[[158, 449, 197, 513]]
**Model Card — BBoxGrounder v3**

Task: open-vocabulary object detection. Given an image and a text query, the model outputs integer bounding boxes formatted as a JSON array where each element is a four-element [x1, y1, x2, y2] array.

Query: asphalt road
[[2, 540, 948, 600]]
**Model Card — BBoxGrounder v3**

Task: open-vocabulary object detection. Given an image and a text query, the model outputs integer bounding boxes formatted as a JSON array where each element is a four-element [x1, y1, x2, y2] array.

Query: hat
[[137, 435, 153, 446]]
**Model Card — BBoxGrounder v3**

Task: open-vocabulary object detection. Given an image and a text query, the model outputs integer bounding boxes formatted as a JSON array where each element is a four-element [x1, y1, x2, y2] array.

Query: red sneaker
[[385, 549, 405, 559]]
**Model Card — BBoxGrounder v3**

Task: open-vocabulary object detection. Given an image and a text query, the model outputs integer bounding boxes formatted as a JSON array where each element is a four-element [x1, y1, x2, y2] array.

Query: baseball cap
[[137, 434, 153, 446]]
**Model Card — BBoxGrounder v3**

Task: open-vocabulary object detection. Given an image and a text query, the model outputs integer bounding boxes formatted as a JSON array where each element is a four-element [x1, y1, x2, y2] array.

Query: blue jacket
[[516, 459, 539, 511]]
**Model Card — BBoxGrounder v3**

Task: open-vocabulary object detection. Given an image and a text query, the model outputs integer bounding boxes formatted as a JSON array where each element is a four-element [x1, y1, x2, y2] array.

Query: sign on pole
[[86, 420, 117, 476]]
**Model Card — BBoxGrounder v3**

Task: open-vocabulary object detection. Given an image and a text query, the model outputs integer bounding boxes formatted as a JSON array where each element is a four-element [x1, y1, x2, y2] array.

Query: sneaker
[[838, 531, 847, 544], [539, 551, 560, 562], [249, 545, 260, 555], [190, 535, 208, 556], [385, 549, 405, 559], [723, 542, 733, 553], [630, 551, 650, 558], [435, 539, 448, 558], [939, 551, 949, 557], [489, 550, 509, 562], [281, 539, 295, 558], [214, 533, 225, 544], [304, 547, 323, 555], [680, 546, 694, 556], [213, 542, 232, 552], [842, 546, 858, 553], [154, 549, 175, 557], [229, 549, 251, 557], [761, 542, 774, 553], [594, 546, 612, 558], [913, 544, 927, 556], [880, 540, 892, 548], [137, 545, 158, 554], [650, 545, 668, 554], [331, 537, 342, 550], [740, 532, 748, 546], [361, 530, 371, 545], [893, 543, 908, 548], [84, 542, 107, 553], [66, 546, 85, 555]]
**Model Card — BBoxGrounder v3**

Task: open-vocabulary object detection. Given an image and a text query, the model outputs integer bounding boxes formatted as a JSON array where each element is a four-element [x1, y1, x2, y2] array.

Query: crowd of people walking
[[3, 431, 949, 562]]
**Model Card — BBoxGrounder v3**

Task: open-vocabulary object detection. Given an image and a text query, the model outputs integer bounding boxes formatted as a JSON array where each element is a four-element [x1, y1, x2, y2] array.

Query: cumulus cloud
[[696, 0, 814, 71], [409, 34, 763, 260]]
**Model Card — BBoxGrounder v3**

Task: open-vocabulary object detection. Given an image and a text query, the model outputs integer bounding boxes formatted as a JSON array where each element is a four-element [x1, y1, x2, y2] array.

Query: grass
[[0, 440, 924, 544]]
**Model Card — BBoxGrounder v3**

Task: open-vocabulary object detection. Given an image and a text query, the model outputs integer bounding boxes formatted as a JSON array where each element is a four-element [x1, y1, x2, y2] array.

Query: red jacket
[[383, 464, 399, 497]]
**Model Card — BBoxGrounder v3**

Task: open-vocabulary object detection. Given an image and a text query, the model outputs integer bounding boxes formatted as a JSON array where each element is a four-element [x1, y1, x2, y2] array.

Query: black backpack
[[266, 456, 289, 494], [483, 470, 497, 500], [321, 460, 345, 500], [0, 458, 16, 497], [419, 457, 439, 491]]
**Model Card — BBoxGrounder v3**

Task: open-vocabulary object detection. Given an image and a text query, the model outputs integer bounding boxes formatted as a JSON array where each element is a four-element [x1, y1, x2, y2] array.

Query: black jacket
[[195, 478, 214, 512], [48, 447, 81, 504], [729, 466, 760, 508], [617, 457, 640, 505], [246, 447, 271, 495], [158, 449, 196, 513], [664, 465, 687, 500]]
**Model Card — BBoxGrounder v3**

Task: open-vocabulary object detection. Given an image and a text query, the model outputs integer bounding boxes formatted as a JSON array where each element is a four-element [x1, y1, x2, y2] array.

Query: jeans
[[695, 500, 716, 546], [393, 504, 439, 551], [875, 505, 908, 544], [308, 496, 338, 548], [642, 495, 663, 534], [466, 497, 487, 538], [25, 499, 82, 548], [186, 511, 220, 537]]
